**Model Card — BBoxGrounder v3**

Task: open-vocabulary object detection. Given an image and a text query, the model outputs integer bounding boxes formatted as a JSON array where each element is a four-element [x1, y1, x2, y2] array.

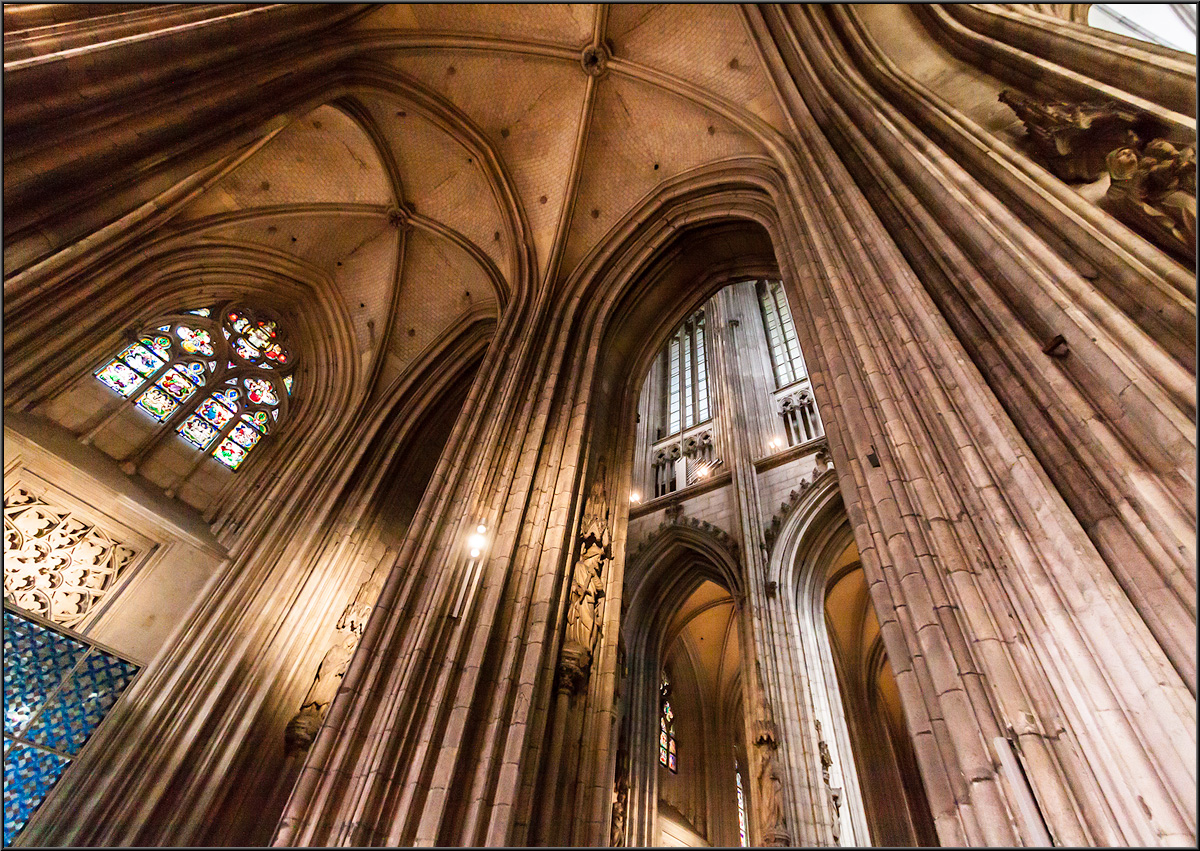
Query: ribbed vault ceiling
[[165, 4, 786, 409]]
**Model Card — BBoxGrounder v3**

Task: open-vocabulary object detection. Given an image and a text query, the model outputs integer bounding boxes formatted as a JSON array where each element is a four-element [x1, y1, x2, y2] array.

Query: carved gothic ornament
[[998, 89, 1157, 182], [756, 744, 791, 847], [629, 512, 739, 565], [1107, 139, 1197, 260], [762, 455, 833, 555], [4, 487, 139, 628]]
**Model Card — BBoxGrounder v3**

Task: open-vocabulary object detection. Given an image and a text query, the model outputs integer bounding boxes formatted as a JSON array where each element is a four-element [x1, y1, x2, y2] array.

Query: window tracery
[[659, 670, 677, 773], [660, 310, 710, 439], [93, 304, 295, 471]]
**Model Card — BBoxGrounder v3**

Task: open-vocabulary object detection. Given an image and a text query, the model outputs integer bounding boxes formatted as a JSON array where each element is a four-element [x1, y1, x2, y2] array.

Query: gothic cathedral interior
[[3, 4, 1196, 847]]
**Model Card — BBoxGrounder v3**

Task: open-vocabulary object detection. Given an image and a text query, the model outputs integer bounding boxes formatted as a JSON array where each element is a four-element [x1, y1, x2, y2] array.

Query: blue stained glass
[[3, 744, 70, 845], [141, 335, 172, 359], [187, 308, 211, 317], [27, 650, 139, 755], [3, 612, 88, 736], [176, 361, 207, 383], [212, 388, 239, 407]]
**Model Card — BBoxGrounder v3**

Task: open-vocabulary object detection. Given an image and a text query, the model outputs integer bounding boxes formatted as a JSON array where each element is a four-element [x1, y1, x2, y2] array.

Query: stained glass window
[[757, 280, 806, 388], [93, 304, 296, 473], [3, 607, 140, 844], [659, 671, 677, 773], [735, 757, 748, 846]]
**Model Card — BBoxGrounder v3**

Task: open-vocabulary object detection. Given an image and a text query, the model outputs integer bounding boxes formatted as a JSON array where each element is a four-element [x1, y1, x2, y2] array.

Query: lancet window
[[659, 671, 677, 773], [756, 280, 806, 388], [735, 756, 748, 846], [93, 305, 295, 471], [660, 310, 711, 438]]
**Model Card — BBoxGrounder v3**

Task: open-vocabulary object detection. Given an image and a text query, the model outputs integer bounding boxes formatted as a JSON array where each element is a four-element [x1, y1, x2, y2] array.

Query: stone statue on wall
[[815, 719, 842, 844], [610, 724, 630, 846], [563, 462, 611, 684], [285, 553, 390, 754], [998, 89, 1149, 182], [757, 745, 790, 846], [1106, 139, 1196, 260]]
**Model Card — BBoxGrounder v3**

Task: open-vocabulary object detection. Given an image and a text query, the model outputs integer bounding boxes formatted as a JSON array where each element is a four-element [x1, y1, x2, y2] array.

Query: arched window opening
[[756, 280, 806, 389], [94, 304, 296, 472], [660, 670, 677, 773], [735, 756, 748, 847], [660, 310, 711, 439], [659, 672, 677, 773]]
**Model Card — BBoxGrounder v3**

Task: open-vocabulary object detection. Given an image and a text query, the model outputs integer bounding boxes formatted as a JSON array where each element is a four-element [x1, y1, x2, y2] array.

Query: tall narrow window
[[659, 310, 711, 438], [93, 304, 295, 471], [735, 756, 748, 846], [757, 280, 805, 388], [659, 671, 677, 773]]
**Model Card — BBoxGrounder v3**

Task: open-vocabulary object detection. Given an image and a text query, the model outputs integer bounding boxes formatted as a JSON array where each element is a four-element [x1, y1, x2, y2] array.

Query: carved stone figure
[[284, 554, 390, 754], [999, 89, 1150, 182], [1107, 140, 1197, 260], [610, 772, 628, 846], [562, 464, 612, 686], [757, 746, 790, 846]]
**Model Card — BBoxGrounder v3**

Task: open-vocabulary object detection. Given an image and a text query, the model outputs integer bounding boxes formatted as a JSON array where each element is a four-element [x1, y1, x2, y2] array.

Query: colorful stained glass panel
[[176, 326, 214, 356], [243, 377, 278, 406], [668, 753, 676, 771], [187, 308, 211, 317], [196, 397, 235, 429], [141, 335, 172, 359], [177, 415, 219, 450], [176, 361, 207, 383], [245, 411, 270, 432], [95, 361, 144, 397], [228, 421, 261, 449], [117, 342, 164, 376], [212, 388, 239, 407], [211, 438, 247, 470], [284, 375, 294, 395], [234, 338, 260, 362], [134, 386, 177, 421], [155, 369, 195, 402]]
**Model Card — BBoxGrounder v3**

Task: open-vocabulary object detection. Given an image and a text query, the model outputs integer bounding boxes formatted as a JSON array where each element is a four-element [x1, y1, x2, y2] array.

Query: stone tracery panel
[[3, 487, 138, 629]]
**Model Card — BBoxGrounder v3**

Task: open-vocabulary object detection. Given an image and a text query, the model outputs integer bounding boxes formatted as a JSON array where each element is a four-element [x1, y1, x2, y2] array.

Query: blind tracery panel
[[3, 488, 138, 629], [94, 304, 296, 471]]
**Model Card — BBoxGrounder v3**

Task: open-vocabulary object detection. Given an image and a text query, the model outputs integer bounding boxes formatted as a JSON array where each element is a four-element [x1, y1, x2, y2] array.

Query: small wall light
[[467, 524, 487, 558], [631, 492, 642, 504]]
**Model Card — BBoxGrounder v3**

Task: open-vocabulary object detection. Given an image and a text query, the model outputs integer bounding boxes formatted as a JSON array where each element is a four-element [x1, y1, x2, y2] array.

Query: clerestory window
[[93, 304, 295, 471], [660, 310, 710, 439], [756, 280, 806, 388]]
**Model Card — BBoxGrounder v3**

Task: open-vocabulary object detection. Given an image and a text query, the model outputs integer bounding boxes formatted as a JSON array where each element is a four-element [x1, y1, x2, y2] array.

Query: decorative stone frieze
[[629, 513, 740, 565]]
